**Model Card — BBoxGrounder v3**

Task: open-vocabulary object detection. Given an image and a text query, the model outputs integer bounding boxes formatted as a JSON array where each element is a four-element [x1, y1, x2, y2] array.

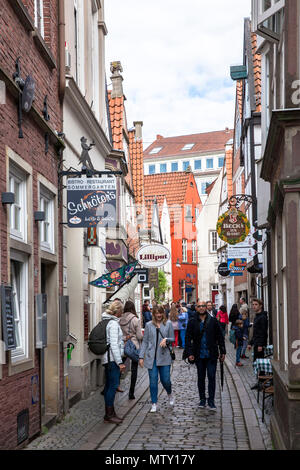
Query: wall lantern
[[2, 192, 15, 205], [34, 211, 46, 222], [176, 259, 181, 268]]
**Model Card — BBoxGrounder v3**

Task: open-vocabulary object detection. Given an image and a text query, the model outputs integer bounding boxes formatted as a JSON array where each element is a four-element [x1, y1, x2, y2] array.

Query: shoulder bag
[[124, 318, 140, 362], [158, 328, 176, 361]]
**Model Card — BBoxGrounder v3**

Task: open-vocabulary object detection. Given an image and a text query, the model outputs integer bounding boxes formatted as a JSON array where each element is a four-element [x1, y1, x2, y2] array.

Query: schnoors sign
[[67, 177, 116, 228], [137, 244, 170, 268]]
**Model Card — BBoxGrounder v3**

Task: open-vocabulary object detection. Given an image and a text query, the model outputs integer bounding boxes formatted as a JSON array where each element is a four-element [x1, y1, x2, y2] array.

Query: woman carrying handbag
[[119, 300, 143, 400], [139, 305, 175, 413]]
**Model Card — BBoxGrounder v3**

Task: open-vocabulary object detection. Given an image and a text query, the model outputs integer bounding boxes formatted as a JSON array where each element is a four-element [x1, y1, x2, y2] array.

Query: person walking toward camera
[[119, 300, 143, 400], [233, 319, 244, 366], [185, 302, 226, 411], [139, 305, 175, 413], [102, 300, 126, 424], [169, 303, 179, 347]]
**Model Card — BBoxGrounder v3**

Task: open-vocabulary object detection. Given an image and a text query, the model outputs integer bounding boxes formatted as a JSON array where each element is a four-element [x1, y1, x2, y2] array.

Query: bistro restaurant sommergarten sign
[[216, 207, 250, 245], [67, 177, 116, 228]]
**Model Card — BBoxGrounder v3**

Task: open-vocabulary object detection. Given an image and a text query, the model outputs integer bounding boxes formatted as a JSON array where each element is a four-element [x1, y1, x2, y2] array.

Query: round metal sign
[[216, 207, 250, 246], [218, 263, 231, 277], [22, 75, 35, 112], [136, 244, 170, 268]]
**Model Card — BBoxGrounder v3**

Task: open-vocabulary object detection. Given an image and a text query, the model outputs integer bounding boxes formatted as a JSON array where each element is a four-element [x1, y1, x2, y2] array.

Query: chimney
[[156, 134, 164, 140], [134, 121, 143, 142], [110, 61, 124, 98]]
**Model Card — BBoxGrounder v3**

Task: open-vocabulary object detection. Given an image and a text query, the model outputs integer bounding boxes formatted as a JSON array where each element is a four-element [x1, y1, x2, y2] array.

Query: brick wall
[[0, 0, 63, 449]]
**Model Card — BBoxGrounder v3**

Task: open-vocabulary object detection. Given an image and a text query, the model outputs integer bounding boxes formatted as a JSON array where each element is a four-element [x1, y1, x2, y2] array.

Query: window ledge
[[32, 29, 57, 70], [8, 0, 35, 32], [10, 237, 32, 255]]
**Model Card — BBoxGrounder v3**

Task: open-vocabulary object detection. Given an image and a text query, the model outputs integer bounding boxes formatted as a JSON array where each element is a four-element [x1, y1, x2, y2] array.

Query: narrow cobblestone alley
[[25, 339, 273, 451]]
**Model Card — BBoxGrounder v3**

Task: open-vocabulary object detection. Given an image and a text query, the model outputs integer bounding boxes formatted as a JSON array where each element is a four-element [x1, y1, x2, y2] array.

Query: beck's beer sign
[[216, 207, 250, 246]]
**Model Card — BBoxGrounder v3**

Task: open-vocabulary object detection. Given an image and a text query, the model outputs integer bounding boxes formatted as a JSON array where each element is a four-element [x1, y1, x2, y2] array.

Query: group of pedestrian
[[100, 297, 227, 424]]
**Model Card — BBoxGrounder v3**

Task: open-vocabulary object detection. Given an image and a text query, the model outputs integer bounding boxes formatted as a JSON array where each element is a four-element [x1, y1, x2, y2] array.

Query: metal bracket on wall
[[228, 194, 257, 209]]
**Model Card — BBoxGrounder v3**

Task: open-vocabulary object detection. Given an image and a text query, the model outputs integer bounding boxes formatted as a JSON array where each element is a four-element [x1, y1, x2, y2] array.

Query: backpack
[[88, 319, 112, 355], [229, 329, 236, 345]]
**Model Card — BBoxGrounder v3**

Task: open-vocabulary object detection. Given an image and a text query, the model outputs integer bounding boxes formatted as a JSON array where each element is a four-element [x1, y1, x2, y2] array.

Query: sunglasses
[[197, 305, 206, 308]]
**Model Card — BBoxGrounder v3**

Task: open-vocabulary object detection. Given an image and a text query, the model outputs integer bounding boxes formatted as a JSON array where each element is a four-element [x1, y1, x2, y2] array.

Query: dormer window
[[149, 147, 163, 155], [181, 143, 195, 151]]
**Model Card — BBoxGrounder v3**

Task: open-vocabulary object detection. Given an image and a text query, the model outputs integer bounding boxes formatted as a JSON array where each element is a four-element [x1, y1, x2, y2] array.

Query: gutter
[[58, 0, 66, 102]]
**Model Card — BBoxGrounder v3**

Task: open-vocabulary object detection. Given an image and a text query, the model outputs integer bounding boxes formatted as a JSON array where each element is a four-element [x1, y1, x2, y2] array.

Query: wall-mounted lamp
[[34, 211, 46, 222], [176, 259, 181, 268], [2, 192, 15, 205]]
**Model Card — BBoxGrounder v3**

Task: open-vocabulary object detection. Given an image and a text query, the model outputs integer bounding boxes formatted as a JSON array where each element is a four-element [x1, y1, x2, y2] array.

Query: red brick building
[[144, 171, 202, 302], [0, 0, 64, 449]]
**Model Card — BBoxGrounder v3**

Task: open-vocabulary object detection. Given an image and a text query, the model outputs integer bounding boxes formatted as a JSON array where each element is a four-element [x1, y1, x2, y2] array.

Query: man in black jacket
[[185, 302, 226, 411], [248, 298, 268, 362]]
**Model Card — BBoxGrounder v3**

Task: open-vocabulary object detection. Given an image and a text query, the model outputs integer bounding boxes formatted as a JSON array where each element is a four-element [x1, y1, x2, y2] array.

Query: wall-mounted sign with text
[[67, 177, 116, 228], [216, 207, 250, 245], [227, 258, 247, 277], [136, 244, 171, 268]]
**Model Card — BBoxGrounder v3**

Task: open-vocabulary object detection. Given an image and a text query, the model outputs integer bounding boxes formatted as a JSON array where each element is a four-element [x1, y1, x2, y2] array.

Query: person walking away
[[185, 302, 226, 411], [169, 304, 179, 347], [229, 304, 240, 329], [239, 297, 248, 315], [142, 301, 152, 327], [248, 299, 268, 388], [178, 307, 188, 349], [102, 300, 126, 424], [216, 305, 229, 337], [139, 305, 175, 413], [206, 301, 217, 317], [233, 319, 244, 366], [241, 310, 251, 359], [119, 300, 143, 400], [164, 303, 170, 319], [187, 303, 196, 321]]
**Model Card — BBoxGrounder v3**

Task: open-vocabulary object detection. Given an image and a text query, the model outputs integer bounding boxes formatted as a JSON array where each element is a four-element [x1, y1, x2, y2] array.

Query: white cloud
[[105, 0, 251, 146]]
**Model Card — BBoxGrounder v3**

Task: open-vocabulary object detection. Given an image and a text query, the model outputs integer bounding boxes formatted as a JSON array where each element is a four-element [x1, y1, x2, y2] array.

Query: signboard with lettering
[[136, 244, 170, 268], [1, 285, 16, 351], [67, 177, 116, 228], [227, 258, 247, 277], [217, 207, 250, 245]]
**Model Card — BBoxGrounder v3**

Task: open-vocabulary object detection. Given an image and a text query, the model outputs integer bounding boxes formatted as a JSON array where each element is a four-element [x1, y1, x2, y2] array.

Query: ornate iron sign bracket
[[228, 194, 257, 209]]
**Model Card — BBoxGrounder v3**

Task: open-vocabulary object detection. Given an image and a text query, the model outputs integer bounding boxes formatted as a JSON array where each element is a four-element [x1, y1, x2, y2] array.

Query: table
[[253, 358, 273, 377]]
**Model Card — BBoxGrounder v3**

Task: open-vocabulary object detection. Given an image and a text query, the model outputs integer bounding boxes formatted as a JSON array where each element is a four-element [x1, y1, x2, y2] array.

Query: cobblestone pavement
[[26, 342, 273, 451], [97, 356, 251, 451], [225, 337, 273, 449]]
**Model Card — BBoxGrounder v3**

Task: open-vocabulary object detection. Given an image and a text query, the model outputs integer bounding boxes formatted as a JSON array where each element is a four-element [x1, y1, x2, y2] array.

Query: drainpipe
[[266, 227, 273, 345], [59, 0, 66, 103]]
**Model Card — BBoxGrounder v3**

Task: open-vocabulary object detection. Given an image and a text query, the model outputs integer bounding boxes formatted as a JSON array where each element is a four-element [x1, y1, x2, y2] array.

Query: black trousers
[[130, 360, 138, 393], [253, 346, 265, 362]]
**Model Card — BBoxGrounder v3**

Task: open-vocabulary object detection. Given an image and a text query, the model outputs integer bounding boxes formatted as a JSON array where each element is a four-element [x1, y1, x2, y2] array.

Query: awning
[[103, 273, 138, 304]]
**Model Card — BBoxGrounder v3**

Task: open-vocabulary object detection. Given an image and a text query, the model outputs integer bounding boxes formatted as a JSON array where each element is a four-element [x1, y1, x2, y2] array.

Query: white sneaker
[[150, 403, 157, 413], [169, 395, 175, 406]]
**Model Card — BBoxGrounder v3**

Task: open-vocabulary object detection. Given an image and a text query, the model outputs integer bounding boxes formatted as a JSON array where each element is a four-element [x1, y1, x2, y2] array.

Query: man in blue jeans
[[185, 302, 226, 411]]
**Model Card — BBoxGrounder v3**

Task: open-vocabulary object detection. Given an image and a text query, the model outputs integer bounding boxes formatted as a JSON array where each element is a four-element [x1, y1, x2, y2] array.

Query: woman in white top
[[102, 300, 126, 424]]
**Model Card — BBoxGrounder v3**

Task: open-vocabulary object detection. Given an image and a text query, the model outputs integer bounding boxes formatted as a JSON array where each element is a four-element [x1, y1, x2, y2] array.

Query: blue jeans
[[180, 329, 186, 348], [236, 345, 242, 363], [241, 339, 248, 357], [196, 358, 217, 403], [148, 359, 172, 404], [103, 362, 121, 407]]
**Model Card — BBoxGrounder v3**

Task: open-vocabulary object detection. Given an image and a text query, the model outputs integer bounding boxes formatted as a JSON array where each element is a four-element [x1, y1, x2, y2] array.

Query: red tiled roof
[[144, 129, 233, 159], [144, 171, 199, 224], [128, 129, 145, 207]]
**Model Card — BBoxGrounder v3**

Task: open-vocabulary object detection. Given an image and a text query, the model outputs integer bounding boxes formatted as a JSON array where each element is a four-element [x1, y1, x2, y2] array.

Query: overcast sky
[[105, 0, 251, 148]]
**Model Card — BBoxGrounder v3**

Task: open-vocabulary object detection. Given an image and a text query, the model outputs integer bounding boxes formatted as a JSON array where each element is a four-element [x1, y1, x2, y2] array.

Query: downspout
[[59, 0, 66, 103], [266, 227, 273, 345]]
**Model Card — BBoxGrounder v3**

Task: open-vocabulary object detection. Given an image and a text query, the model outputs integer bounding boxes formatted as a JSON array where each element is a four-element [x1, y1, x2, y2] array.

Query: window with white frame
[[210, 231, 218, 253], [182, 239, 187, 263], [9, 165, 27, 242], [34, 0, 45, 38], [252, 0, 285, 41], [192, 240, 197, 263], [10, 253, 29, 363], [149, 147, 163, 155], [181, 143, 195, 151], [40, 185, 55, 252]]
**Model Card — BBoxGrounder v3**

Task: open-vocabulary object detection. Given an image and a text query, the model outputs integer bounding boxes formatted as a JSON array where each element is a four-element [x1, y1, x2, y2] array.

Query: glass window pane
[[183, 161, 190, 171], [171, 162, 178, 172], [206, 159, 214, 169], [149, 165, 155, 175], [160, 164, 167, 173], [194, 160, 201, 170]]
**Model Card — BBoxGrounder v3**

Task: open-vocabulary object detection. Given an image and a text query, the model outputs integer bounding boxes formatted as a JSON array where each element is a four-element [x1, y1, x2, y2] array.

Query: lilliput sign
[[137, 244, 170, 268], [67, 177, 116, 228], [216, 207, 250, 246]]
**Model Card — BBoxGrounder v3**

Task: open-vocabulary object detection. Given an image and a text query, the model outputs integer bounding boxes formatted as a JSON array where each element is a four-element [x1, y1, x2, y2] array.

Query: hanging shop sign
[[89, 262, 138, 289], [227, 258, 247, 277], [67, 177, 116, 228], [136, 244, 171, 268], [1, 285, 16, 351], [218, 263, 231, 277], [216, 207, 250, 245]]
